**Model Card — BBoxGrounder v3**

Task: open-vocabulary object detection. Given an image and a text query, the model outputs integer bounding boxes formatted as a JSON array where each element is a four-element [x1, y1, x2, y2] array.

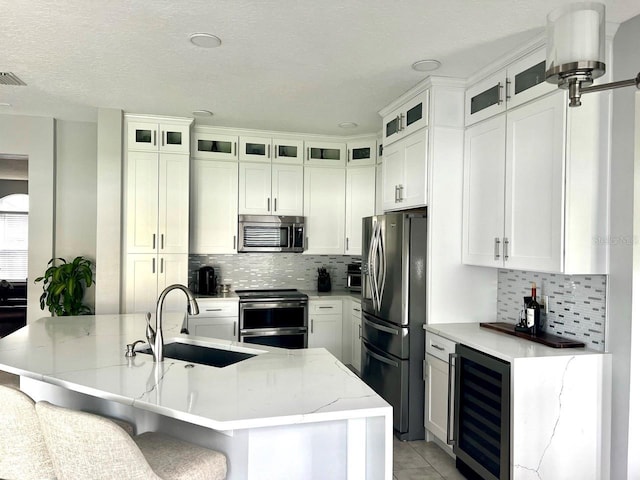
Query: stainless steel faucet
[[145, 284, 199, 362]]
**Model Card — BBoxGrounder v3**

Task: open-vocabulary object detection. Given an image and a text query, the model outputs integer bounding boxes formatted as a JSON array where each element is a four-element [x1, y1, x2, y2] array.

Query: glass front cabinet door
[[272, 138, 304, 165], [382, 91, 429, 144], [192, 132, 238, 161], [305, 141, 346, 167], [465, 70, 507, 126], [347, 139, 377, 166], [127, 122, 190, 153]]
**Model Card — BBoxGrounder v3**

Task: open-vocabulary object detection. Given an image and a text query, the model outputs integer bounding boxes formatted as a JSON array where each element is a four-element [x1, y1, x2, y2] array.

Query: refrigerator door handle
[[363, 343, 399, 368], [377, 221, 386, 307], [370, 223, 380, 311], [363, 316, 399, 335]]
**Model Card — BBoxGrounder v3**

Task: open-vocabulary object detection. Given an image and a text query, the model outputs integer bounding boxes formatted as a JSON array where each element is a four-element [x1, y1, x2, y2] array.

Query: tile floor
[[393, 437, 466, 480], [1, 370, 464, 479]]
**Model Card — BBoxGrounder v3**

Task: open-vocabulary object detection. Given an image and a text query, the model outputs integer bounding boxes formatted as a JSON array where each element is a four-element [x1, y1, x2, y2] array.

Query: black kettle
[[197, 266, 217, 295]]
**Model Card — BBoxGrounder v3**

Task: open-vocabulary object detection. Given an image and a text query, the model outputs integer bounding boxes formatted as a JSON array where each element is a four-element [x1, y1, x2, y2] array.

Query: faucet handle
[[125, 340, 146, 357]]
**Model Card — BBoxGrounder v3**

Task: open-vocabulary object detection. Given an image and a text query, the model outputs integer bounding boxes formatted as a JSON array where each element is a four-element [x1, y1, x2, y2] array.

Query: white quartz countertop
[[0, 314, 389, 432], [425, 323, 605, 363]]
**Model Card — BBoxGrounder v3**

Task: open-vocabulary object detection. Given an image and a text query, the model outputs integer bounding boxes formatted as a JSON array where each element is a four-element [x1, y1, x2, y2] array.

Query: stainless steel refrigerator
[[361, 211, 426, 441]]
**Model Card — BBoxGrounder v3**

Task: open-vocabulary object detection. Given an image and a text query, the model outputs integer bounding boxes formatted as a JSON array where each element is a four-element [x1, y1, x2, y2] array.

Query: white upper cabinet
[[239, 135, 272, 163], [127, 121, 190, 154], [305, 140, 346, 167], [272, 138, 304, 165], [465, 47, 556, 126], [346, 139, 377, 166], [192, 130, 238, 161], [382, 90, 429, 145], [238, 135, 304, 165], [238, 162, 303, 216], [382, 129, 428, 211], [190, 160, 238, 254], [303, 167, 346, 254], [345, 166, 376, 255], [463, 89, 607, 274]]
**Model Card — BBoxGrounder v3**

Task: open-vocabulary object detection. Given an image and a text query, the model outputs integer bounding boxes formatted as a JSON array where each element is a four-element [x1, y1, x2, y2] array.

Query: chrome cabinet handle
[[504, 237, 510, 260], [432, 344, 445, 351], [311, 319, 314, 334], [205, 308, 223, 312], [318, 306, 333, 309], [494, 237, 501, 260], [274, 198, 277, 212], [267, 144, 271, 159], [347, 149, 351, 162], [398, 113, 404, 131], [505, 78, 512, 101], [397, 185, 403, 202], [152, 234, 156, 250], [161, 234, 164, 250], [233, 142, 237, 156], [497, 82, 504, 105], [153, 130, 157, 146], [274, 145, 279, 159], [233, 321, 237, 337], [161, 131, 165, 146], [305, 237, 308, 250], [447, 352, 458, 445], [160, 257, 164, 274], [358, 324, 362, 339], [307, 147, 310, 161], [233, 235, 237, 250], [394, 185, 399, 203], [267, 197, 271, 211], [152, 258, 156, 274], [346, 237, 349, 251]]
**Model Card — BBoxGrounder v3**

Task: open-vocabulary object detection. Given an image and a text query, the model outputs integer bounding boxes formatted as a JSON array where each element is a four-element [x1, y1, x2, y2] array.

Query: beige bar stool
[[0, 385, 56, 480], [36, 401, 227, 480]]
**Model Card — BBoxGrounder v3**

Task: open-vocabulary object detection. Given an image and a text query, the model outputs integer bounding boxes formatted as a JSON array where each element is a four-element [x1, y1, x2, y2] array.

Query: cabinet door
[[238, 162, 272, 215], [401, 90, 429, 138], [345, 166, 375, 255], [375, 163, 383, 215], [158, 154, 189, 254], [351, 308, 362, 372], [126, 151, 159, 253], [303, 167, 346, 254], [347, 140, 377, 167], [192, 132, 238, 161], [309, 314, 343, 360], [187, 317, 237, 341], [158, 254, 189, 312], [504, 92, 565, 272], [124, 254, 158, 314], [190, 160, 238, 254], [159, 124, 190, 154], [239, 136, 272, 163], [127, 122, 159, 152], [398, 129, 428, 209], [381, 140, 404, 211], [271, 164, 303, 216], [465, 70, 507, 126], [462, 115, 506, 267], [273, 138, 304, 165], [305, 141, 346, 167], [506, 48, 556, 110], [382, 105, 403, 144], [425, 354, 450, 445]]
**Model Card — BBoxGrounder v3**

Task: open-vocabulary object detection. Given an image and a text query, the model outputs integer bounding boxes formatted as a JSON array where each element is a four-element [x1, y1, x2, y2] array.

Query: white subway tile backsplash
[[498, 269, 606, 351]]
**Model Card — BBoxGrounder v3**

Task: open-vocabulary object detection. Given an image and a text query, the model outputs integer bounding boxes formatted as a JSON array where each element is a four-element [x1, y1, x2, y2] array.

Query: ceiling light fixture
[[411, 60, 441, 72], [545, 2, 640, 107], [338, 122, 358, 129], [192, 110, 213, 117], [189, 33, 222, 48]]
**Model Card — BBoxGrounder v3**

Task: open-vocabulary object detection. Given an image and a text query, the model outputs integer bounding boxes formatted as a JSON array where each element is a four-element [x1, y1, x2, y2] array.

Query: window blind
[[0, 212, 28, 281]]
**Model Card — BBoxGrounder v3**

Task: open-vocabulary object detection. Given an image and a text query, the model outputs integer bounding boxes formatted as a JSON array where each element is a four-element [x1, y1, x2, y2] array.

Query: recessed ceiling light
[[0, 102, 11, 107], [411, 60, 441, 72], [192, 110, 213, 117], [189, 33, 222, 48], [338, 122, 358, 129]]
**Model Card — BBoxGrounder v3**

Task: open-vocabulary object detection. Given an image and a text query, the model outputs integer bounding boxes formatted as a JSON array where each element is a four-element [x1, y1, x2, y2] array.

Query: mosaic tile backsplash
[[189, 254, 361, 291], [498, 269, 607, 351]]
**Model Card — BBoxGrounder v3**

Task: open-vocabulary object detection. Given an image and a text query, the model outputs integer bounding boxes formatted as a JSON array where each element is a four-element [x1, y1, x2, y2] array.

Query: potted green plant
[[34, 256, 95, 316]]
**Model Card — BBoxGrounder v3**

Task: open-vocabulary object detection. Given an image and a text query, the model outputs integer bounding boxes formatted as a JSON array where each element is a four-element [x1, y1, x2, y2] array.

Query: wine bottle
[[526, 282, 540, 334]]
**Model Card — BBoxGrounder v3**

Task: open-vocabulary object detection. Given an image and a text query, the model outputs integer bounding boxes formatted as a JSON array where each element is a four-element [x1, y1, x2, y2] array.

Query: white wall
[[608, 13, 640, 480], [0, 115, 55, 322], [55, 120, 98, 309]]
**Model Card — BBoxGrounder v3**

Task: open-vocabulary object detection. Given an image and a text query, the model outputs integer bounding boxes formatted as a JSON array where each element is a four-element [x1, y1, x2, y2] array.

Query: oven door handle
[[240, 327, 307, 337], [362, 343, 399, 368], [240, 301, 307, 310], [362, 315, 399, 335]]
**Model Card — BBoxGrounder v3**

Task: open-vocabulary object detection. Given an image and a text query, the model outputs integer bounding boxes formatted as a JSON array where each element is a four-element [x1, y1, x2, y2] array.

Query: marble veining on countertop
[[0, 313, 389, 431], [425, 322, 606, 362]]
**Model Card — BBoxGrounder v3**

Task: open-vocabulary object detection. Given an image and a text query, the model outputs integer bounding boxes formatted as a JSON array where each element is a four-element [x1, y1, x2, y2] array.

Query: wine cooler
[[451, 344, 511, 480]]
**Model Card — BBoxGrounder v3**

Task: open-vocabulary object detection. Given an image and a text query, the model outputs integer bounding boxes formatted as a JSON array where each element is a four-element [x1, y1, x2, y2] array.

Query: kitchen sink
[[138, 341, 257, 367]]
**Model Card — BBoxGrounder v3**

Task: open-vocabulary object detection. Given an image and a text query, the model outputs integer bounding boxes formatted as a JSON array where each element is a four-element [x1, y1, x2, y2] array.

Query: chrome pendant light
[[545, 2, 640, 107]]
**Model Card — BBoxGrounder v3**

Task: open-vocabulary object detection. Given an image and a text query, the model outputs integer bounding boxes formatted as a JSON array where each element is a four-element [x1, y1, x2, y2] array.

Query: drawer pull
[[206, 308, 223, 312], [318, 306, 334, 309], [432, 344, 445, 351]]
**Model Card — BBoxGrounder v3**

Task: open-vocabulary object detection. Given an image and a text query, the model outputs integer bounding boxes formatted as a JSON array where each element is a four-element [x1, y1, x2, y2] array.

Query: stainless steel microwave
[[238, 215, 305, 253]]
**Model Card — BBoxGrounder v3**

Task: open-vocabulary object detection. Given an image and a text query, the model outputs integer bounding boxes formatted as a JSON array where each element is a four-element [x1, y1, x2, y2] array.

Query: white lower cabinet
[[303, 167, 346, 254], [124, 253, 188, 314], [186, 299, 239, 342], [308, 299, 343, 360], [425, 332, 455, 447], [190, 160, 238, 254], [350, 299, 362, 372]]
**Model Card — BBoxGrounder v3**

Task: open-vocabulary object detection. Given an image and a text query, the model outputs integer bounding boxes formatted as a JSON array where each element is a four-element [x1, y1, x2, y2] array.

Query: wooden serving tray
[[480, 322, 585, 348]]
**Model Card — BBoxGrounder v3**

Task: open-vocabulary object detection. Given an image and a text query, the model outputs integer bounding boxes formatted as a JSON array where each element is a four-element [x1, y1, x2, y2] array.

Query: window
[[0, 194, 28, 281]]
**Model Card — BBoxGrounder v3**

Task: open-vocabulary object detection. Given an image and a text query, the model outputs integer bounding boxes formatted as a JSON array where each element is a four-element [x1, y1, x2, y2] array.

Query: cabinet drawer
[[192, 299, 238, 318], [426, 332, 456, 362], [309, 300, 343, 315], [350, 299, 362, 316]]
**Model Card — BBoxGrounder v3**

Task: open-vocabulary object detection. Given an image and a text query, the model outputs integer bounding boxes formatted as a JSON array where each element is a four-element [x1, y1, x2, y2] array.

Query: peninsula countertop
[[0, 313, 389, 432]]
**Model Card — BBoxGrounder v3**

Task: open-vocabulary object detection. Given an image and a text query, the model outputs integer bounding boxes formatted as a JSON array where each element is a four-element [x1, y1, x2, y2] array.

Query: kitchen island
[[0, 313, 392, 480]]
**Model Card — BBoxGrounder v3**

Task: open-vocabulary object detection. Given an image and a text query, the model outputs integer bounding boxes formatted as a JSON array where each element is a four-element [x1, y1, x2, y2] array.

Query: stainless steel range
[[236, 289, 308, 349]]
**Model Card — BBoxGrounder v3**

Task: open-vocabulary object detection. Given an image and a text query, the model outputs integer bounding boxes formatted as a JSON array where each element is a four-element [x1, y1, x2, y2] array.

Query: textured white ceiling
[[1, 0, 639, 135]]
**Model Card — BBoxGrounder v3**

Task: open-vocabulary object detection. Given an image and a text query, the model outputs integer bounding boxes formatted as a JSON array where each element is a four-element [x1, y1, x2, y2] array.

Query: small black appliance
[[197, 266, 217, 295]]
